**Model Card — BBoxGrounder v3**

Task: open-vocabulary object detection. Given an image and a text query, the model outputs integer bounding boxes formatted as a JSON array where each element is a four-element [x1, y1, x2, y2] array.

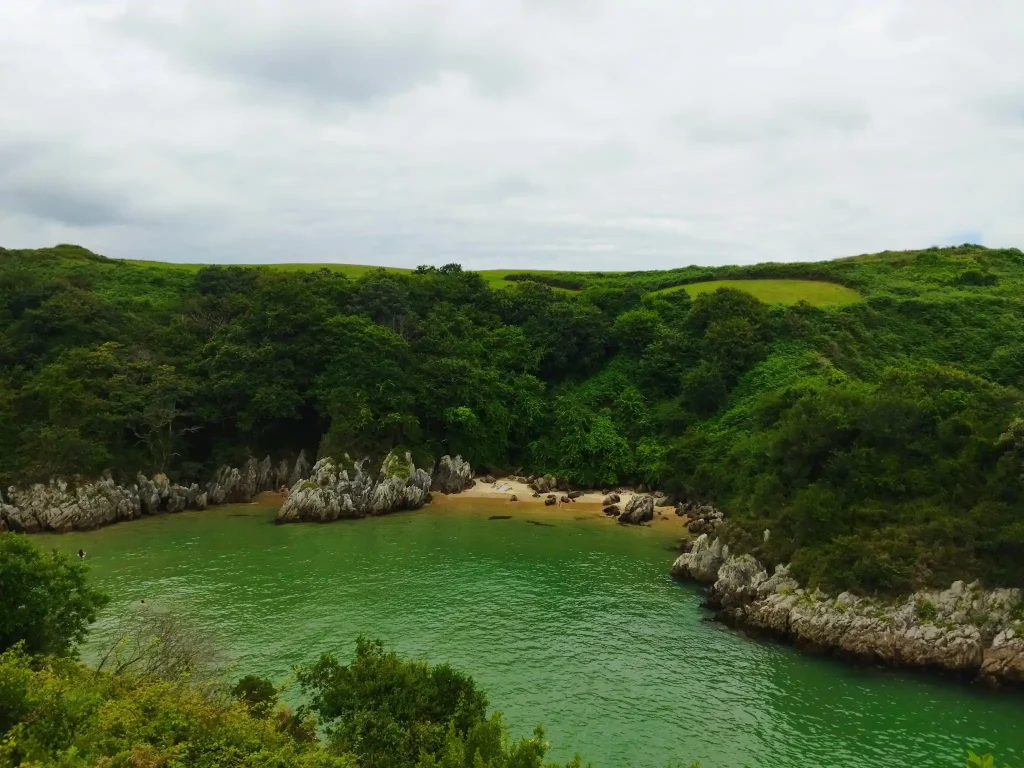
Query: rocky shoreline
[[0, 452, 312, 534], [672, 534, 1024, 688], [0, 450, 482, 533], [275, 452, 478, 523]]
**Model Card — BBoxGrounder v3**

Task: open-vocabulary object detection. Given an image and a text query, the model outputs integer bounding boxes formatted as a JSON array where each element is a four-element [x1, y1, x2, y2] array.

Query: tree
[[0, 533, 109, 656]]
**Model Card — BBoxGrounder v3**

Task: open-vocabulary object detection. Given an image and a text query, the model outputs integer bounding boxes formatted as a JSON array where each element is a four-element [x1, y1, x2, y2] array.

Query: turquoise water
[[47, 503, 1024, 768]]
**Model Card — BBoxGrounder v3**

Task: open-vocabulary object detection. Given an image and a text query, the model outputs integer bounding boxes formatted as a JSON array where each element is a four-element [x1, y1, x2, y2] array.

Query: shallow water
[[46, 504, 1024, 768]]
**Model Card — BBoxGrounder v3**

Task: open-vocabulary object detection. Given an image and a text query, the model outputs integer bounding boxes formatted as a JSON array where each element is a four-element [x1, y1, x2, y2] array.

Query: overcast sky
[[1, 1, 1022, 269]]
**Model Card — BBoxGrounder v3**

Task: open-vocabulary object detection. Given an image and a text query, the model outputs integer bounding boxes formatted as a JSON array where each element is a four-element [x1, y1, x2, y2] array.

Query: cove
[[46, 503, 1024, 768]]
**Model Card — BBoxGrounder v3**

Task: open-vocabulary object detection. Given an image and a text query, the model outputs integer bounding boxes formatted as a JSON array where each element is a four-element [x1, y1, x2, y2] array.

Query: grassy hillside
[[3, 241, 1024, 594], [123, 255, 864, 302], [652, 278, 862, 306]]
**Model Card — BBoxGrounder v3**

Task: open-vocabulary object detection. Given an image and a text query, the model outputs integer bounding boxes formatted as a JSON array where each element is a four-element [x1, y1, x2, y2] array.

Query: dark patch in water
[[526, 520, 555, 527], [229, 513, 257, 517], [489, 515, 513, 520]]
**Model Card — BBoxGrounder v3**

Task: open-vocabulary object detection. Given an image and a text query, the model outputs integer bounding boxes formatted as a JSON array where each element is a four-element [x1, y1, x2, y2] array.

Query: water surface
[[47, 503, 1024, 768]]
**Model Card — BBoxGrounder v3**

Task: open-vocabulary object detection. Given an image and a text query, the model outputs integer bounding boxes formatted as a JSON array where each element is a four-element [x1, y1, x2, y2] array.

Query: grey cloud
[[118, 6, 526, 105], [0, 184, 130, 228], [466, 177, 541, 203], [0, 141, 136, 228], [677, 101, 871, 145], [2, 0, 1023, 267], [980, 92, 1024, 126]]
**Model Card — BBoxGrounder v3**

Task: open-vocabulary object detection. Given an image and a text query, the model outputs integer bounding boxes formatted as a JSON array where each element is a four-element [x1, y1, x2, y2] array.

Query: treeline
[[2, 243, 1024, 593]]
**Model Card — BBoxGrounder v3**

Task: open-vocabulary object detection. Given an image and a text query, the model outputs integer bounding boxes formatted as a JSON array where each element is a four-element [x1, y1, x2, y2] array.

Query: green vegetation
[[652, 278, 862, 306], [2, 242, 1024, 594], [0, 534, 109, 656]]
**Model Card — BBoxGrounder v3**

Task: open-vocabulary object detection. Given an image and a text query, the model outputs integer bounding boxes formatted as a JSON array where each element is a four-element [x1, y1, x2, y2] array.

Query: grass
[[124, 260, 581, 291], [652, 279, 862, 306]]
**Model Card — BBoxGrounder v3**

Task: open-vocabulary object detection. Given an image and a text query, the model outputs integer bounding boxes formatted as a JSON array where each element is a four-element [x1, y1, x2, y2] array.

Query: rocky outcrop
[[618, 494, 654, 525], [671, 533, 730, 583], [673, 535, 1024, 686], [430, 455, 474, 494], [2, 453, 312, 534], [276, 451, 432, 524], [138, 473, 208, 515], [2, 477, 141, 533], [289, 451, 311, 487]]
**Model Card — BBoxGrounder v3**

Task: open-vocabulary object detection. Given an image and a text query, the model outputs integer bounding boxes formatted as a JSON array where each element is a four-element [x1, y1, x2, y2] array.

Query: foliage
[[0, 646, 347, 768], [297, 637, 585, 768], [4, 242, 1024, 592], [0, 533, 109, 656]]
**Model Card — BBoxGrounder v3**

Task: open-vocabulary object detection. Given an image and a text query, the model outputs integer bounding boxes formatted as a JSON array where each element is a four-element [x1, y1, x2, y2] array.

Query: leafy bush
[[298, 637, 586, 768], [0, 532, 109, 656]]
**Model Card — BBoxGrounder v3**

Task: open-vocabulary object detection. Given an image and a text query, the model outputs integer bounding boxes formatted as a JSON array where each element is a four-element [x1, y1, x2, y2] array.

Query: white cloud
[[0, 0, 1022, 268]]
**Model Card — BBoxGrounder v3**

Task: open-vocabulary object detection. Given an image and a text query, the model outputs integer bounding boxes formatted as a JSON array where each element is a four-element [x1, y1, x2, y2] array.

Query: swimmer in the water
[[77, 549, 86, 559]]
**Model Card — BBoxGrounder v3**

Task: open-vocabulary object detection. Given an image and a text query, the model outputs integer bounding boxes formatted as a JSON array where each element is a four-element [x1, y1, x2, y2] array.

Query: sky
[[1, 0, 1022, 270]]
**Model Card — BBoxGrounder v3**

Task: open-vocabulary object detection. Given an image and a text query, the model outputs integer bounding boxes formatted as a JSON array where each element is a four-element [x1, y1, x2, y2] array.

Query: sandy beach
[[431, 477, 690, 532]]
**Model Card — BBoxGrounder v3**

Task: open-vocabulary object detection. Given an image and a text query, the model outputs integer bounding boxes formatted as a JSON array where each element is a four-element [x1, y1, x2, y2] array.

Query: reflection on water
[[46, 505, 1024, 768]]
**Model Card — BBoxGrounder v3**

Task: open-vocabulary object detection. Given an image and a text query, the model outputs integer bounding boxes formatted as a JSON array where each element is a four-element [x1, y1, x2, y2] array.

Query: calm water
[[45, 504, 1023, 768]]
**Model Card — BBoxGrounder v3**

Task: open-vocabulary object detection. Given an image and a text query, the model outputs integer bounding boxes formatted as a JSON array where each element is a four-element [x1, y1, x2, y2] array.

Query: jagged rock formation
[[618, 494, 654, 525], [671, 533, 730, 582], [1, 477, 141, 533], [672, 534, 1024, 686], [276, 451, 433, 524], [1, 452, 312, 534], [430, 455, 474, 494], [137, 473, 207, 515]]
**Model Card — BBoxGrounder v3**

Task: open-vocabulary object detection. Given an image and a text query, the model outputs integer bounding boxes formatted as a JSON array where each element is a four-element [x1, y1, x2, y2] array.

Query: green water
[[46, 504, 1023, 768]]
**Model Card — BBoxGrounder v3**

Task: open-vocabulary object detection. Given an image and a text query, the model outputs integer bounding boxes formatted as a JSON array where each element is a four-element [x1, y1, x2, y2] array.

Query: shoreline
[[431, 477, 689, 533], [672, 535, 1024, 690]]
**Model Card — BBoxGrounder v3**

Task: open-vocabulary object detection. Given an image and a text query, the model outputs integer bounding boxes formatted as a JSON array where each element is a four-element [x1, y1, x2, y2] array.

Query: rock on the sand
[[430, 455, 474, 494], [618, 494, 654, 525]]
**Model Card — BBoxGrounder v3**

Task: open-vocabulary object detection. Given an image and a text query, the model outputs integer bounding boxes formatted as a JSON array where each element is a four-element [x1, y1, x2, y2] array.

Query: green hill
[[2, 241, 1023, 594]]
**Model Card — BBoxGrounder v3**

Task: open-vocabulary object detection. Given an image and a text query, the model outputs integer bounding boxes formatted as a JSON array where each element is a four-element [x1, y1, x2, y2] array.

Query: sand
[[432, 477, 689, 533]]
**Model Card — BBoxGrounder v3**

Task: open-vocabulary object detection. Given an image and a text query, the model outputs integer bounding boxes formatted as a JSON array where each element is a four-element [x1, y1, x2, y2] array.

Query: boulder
[[544, 497, 556, 506], [603, 505, 620, 517], [430, 455, 474, 494], [981, 630, 1024, 684], [567, 491, 583, 499], [277, 452, 432, 524], [480, 474, 496, 484], [531, 475, 557, 493], [509, 494, 518, 502], [602, 493, 620, 505], [671, 534, 729, 583], [618, 494, 654, 525]]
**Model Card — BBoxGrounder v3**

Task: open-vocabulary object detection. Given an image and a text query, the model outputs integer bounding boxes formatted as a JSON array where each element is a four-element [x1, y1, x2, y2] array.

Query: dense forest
[[2, 243, 1024, 594]]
